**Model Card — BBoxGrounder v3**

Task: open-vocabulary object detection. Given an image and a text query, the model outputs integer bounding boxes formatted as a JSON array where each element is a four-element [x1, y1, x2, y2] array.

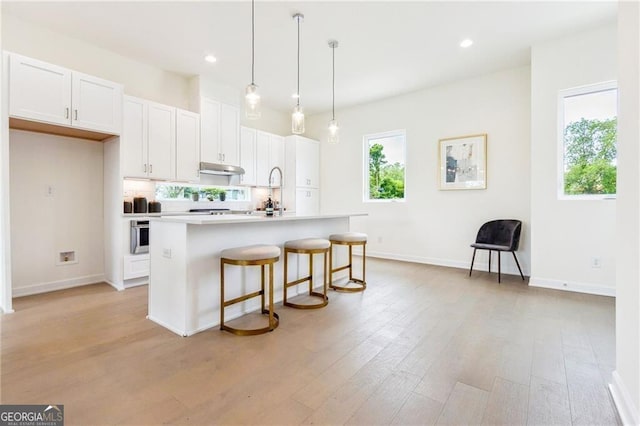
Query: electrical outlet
[[591, 257, 602, 268], [377, 236, 383, 243], [163, 248, 172, 259]]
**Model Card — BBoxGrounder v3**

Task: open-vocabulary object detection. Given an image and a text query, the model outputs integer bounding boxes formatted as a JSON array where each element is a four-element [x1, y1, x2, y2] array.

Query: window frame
[[362, 129, 407, 203], [557, 80, 618, 201]]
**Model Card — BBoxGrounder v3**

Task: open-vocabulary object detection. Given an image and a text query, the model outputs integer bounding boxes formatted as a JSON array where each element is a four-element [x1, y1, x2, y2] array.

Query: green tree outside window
[[563, 117, 617, 195]]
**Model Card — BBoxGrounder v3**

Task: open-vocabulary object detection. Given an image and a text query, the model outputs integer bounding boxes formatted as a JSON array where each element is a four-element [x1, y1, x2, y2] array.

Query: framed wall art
[[438, 133, 487, 190]]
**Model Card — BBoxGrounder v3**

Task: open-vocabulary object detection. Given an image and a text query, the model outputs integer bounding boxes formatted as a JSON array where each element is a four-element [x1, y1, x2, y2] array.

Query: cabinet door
[[219, 103, 240, 165], [270, 135, 285, 186], [71, 72, 123, 134], [239, 127, 256, 186], [121, 97, 148, 178], [294, 137, 319, 188], [147, 102, 176, 180], [200, 97, 220, 164], [296, 188, 320, 215], [9, 53, 72, 126], [176, 109, 200, 182], [255, 131, 271, 187]]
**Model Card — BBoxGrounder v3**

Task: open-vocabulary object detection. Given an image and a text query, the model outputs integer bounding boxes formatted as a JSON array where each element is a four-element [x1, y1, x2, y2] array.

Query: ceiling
[[2, 1, 617, 115]]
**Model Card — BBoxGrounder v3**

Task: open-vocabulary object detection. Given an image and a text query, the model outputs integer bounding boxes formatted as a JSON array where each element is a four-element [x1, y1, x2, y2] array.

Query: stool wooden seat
[[220, 244, 280, 336], [284, 238, 330, 309], [329, 232, 367, 292]]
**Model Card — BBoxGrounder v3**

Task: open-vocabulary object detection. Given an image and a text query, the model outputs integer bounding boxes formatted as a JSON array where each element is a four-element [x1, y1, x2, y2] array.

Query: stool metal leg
[[220, 259, 225, 330], [329, 241, 366, 293], [283, 248, 329, 309], [219, 257, 280, 336]]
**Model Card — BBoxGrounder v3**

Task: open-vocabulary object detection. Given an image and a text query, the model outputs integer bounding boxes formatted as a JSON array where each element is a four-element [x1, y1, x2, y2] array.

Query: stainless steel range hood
[[199, 162, 245, 176]]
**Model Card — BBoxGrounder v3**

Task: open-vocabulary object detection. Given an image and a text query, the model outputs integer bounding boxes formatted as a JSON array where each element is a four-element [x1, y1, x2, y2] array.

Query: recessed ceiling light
[[291, 93, 300, 99], [460, 39, 474, 48], [204, 54, 217, 63]]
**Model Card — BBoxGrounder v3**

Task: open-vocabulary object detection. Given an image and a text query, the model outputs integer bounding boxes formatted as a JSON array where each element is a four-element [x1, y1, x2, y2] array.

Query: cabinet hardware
[[74, 109, 78, 120], [144, 164, 147, 173], [65, 107, 69, 119], [150, 164, 153, 173]]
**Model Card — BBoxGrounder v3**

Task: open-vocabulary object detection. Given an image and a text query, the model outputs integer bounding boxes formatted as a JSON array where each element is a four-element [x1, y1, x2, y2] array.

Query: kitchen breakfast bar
[[148, 213, 365, 336]]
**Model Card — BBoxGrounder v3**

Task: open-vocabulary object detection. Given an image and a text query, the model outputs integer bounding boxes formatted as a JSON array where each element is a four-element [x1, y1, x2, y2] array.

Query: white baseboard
[[104, 279, 125, 291], [529, 276, 615, 297], [13, 274, 106, 297], [147, 315, 188, 337], [610, 370, 639, 425], [366, 250, 528, 277]]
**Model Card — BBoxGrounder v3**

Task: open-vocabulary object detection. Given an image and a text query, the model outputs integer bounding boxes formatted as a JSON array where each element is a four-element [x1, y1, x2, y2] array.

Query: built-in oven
[[130, 220, 149, 254]]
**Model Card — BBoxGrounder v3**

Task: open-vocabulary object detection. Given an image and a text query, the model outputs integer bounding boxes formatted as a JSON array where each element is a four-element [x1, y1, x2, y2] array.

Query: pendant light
[[245, 0, 260, 119], [291, 13, 305, 134], [327, 40, 339, 144]]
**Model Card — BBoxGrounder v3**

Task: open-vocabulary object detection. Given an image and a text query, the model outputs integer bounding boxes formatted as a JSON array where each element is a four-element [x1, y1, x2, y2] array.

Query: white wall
[[530, 25, 617, 296], [307, 66, 531, 276], [0, 8, 14, 313], [9, 130, 105, 296], [613, 2, 640, 424], [1, 13, 190, 109]]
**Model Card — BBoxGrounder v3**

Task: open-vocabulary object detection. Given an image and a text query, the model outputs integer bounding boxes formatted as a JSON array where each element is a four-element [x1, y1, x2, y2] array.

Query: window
[[155, 183, 250, 202], [559, 81, 617, 198], [363, 130, 406, 201]]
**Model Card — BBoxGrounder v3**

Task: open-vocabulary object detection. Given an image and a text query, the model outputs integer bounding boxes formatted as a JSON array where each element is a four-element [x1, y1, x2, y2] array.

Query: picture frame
[[438, 133, 487, 190]]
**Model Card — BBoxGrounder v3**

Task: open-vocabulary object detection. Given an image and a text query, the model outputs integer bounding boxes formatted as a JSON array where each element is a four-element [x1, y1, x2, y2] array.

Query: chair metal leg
[[488, 250, 492, 273], [498, 251, 501, 283], [469, 248, 477, 276], [220, 260, 225, 330], [512, 251, 525, 280]]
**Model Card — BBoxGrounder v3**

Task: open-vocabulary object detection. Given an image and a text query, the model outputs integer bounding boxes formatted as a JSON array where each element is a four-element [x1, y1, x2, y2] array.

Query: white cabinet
[[296, 188, 320, 216], [256, 131, 284, 187], [9, 53, 122, 134], [292, 135, 320, 188], [284, 135, 321, 214], [124, 254, 150, 280], [121, 96, 175, 180], [239, 126, 257, 186], [200, 97, 240, 165], [176, 109, 201, 182]]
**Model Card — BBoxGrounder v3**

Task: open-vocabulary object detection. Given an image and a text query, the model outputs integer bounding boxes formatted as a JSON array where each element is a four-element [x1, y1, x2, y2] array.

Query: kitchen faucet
[[268, 166, 284, 216]]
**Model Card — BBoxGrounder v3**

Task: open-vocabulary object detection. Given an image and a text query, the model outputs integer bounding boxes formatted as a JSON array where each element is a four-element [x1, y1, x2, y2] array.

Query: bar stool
[[283, 238, 330, 309], [220, 244, 280, 336], [329, 232, 367, 292]]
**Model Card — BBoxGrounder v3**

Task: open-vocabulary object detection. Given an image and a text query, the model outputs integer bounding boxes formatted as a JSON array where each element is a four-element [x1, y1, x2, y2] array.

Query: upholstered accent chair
[[469, 219, 525, 283]]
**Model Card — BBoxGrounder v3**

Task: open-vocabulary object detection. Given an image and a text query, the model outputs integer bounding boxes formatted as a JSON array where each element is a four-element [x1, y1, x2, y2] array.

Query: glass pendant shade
[[245, 83, 261, 119], [328, 119, 339, 144], [292, 104, 305, 134]]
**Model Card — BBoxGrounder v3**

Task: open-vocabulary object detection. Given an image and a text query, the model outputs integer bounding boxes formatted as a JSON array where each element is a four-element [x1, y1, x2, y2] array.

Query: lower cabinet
[[123, 254, 150, 280]]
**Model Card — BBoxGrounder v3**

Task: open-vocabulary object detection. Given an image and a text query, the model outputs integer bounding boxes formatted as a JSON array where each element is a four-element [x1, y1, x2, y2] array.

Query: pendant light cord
[[251, 0, 255, 85], [297, 15, 301, 107], [332, 45, 335, 120]]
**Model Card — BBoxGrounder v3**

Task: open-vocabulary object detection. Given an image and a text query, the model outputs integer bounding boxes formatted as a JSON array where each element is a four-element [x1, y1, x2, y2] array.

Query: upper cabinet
[[286, 135, 320, 188], [200, 97, 240, 166], [176, 109, 201, 182], [256, 131, 284, 187], [8, 53, 123, 135], [121, 96, 176, 181], [239, 126, 257, 186]]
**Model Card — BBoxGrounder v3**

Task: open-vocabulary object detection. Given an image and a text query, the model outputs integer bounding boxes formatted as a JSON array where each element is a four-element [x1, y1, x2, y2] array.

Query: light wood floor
[[1, 258, 619, 425]]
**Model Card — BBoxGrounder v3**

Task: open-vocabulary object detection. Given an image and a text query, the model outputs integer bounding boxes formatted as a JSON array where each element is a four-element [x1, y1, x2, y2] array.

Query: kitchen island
[[148, 213, 366, 336]]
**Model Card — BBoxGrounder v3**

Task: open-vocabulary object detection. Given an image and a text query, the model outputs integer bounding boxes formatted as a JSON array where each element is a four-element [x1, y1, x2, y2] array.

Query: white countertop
[[150, 212, 366, 225]]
